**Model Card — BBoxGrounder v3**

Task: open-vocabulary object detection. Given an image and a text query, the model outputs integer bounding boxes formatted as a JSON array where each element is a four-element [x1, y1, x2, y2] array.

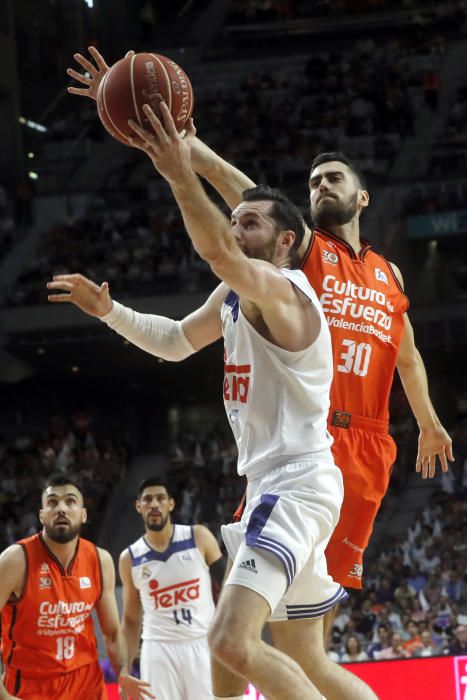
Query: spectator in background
[[446, 625, 467, 656], [394, 579, 417, 609], [341, 635, 369, 663], [412, 630, 441, 658], [401, 621, 423, 655], [367, 624, 391, 660], [377, 633, 410, 660]]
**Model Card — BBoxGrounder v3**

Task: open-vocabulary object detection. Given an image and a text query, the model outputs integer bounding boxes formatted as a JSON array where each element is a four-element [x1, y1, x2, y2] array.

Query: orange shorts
[[4, 660, 107, 700], [325, 418, 397, 590]]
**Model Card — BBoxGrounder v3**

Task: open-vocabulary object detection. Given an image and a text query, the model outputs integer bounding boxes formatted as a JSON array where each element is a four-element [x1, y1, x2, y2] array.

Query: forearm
[[170, 170, 237, 264], [121, 618, 142, 670], [101, 301, 195, 361], [191, 137, 256, 210], [104, 630, 129, 678], [397, 350, 439, 429]]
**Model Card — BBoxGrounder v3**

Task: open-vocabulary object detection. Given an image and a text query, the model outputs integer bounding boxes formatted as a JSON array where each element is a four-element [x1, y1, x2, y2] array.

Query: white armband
[[100, 301, 195, 362]]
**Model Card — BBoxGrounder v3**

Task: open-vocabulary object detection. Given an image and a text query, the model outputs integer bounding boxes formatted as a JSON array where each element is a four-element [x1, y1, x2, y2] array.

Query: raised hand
[[67, 46, 134, 101], [128, 103, 194, 184], [47, 273, 113, 318]]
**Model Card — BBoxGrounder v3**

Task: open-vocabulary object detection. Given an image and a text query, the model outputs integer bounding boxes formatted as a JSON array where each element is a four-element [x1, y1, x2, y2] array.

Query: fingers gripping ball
[[97, 52, 194, 146]]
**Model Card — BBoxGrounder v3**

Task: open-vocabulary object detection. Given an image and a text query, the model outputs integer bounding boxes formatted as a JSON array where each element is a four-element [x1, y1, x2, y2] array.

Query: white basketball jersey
[[221, 268, 333, 480], [129, 525, 215, 643]]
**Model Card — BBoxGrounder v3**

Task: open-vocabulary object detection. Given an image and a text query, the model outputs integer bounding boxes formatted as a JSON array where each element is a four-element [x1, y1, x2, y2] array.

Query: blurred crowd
[[6, 27, 451, 306], [227, 0, 466, 25], [0, 411, 128, 551]]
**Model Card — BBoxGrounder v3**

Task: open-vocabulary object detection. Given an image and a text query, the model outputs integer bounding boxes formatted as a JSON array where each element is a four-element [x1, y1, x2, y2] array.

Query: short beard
[[44, 522, 82, 544], [312, 191, 358, 230], [145, 513, 170, 532]]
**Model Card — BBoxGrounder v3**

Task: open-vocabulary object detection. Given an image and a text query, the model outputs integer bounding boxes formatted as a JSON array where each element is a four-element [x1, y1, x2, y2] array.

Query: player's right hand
[[47, 273, 113, 318], [66, 46, 134, 101]]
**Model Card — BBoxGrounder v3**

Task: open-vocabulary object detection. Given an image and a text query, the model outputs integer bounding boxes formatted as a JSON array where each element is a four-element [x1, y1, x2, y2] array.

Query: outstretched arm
[[190, 136, 256, 210], [391, 264, 454, 478], [47, 273, 224, 359]]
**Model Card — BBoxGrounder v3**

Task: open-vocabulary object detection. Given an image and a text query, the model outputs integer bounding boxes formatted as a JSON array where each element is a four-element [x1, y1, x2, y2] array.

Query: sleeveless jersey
[[1, 533, 102, 677], [301, 229, 409, 424], [221, 268, 333, 480], [129, 525, 215, 643]]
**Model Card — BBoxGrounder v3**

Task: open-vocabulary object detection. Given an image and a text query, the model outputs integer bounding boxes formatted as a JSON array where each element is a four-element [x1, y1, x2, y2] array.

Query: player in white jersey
[[48, 100, 378, 700], [119, 478, 224, 700]]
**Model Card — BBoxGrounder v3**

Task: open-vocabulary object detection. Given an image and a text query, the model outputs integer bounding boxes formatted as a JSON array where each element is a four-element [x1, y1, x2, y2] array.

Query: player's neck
[[145, 522, 174, 551], [327, 219, 362, 254], [42, 531, 79, 569]]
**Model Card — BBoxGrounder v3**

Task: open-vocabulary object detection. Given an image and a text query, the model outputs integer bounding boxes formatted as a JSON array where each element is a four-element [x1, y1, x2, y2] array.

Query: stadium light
[[19, 117, 47, 133], [28, 171, 39, 180]]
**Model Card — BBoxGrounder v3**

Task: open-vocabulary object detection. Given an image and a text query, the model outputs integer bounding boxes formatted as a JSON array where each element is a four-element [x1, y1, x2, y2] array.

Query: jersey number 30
[[337, 340, 372, 377]]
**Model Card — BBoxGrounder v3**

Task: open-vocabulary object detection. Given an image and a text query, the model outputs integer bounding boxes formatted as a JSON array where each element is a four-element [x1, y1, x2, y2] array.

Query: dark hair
[[41, 473, 84, 504], [345, 635, 362, 654], [42, 473, 83, 496], [136, 478, 173, 499], [241, 185, 306, 253], [310, 152, 366, 189]]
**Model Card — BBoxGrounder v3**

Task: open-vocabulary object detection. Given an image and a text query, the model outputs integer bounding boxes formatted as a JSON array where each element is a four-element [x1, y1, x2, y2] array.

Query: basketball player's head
[[40, 473, 87, 544], [308, 152, 369, 230], [231, 185, 306, 266], [136, 478, 175, 532]]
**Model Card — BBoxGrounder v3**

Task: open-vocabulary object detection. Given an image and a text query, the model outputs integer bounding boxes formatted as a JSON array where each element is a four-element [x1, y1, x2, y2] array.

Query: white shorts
[[222, 452, 348, 621], [140, 636, 212, 700]]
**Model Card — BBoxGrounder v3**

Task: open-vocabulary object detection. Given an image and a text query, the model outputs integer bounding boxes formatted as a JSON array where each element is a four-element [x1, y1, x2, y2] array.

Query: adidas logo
[[239, 558, 258, 574]]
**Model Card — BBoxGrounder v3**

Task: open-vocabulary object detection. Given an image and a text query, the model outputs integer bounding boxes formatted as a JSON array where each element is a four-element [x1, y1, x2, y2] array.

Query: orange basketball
[[96, 52, 194, 146]]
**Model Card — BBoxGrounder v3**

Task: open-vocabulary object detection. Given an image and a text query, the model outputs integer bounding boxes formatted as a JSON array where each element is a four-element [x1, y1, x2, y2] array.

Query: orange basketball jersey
[[1, 533, 103, 678], [301, 229, 409, 424]]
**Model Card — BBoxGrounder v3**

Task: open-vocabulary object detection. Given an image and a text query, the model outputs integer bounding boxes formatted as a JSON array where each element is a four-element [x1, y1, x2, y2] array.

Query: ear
[[135, 499, 142, 514], [81, 508, 88, 524], [280, 229, 296, 251], [38, 509, 45, 525], [168, 497, 175, 513], [358, 189, 369, 210]]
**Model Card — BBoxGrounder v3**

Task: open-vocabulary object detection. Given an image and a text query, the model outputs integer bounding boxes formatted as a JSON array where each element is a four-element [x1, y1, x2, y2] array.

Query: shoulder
[[193, 525, 221, 559], [0, 543, 26, 568], [388, 261, 404, 288], [97, 547, 115, 578]]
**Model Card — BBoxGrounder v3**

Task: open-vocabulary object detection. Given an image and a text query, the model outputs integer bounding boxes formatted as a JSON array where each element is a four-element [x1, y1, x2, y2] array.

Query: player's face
[[39, 485, 86, 544], [231, 201, 283, 263], [136, 486, 175, 532], [308, 161, 366, 229]]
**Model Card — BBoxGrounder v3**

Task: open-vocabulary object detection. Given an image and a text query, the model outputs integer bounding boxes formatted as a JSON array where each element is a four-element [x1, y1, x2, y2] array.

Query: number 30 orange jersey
[[1, 533, 103, 678], [301, 228, 409, 424]]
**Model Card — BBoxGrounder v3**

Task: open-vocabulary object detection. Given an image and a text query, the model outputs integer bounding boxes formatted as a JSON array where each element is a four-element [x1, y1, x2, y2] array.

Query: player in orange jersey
[[0, 474, 153, 700]]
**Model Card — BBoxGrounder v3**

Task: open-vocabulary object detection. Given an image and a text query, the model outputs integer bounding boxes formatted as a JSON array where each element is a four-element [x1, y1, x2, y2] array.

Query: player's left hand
[[127, 103, 195, 184], [415, 424, 454, 479], [118, 672, 155, 699]]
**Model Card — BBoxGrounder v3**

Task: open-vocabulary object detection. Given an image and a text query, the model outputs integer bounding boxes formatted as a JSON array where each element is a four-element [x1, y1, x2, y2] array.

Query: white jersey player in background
[[48, 96, 378, 699], [119, 478, 224, 700]]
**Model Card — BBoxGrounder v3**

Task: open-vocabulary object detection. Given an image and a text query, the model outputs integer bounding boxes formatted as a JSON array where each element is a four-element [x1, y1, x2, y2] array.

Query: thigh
[[141, 640, 184, 700], [214, 580, 272, 640], [269, 616, 326, 663], [327, 429, 396, 588]]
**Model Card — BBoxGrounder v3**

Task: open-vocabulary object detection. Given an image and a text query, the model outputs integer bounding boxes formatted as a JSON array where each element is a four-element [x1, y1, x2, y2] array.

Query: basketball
[[96, 52, 194, 146]]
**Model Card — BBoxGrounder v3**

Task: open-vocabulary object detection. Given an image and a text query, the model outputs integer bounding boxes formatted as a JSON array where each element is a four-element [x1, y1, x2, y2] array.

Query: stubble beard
[[44, 522, 82, 544], [312, 191, 359, 230]]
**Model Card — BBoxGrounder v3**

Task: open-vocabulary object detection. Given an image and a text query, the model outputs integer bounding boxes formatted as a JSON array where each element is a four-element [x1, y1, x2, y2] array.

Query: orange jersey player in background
[[0, 473, 153, 700]]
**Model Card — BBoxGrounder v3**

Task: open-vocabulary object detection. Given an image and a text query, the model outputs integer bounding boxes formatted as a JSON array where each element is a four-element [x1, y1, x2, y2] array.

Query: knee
[[209, 621, 255, 676]]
